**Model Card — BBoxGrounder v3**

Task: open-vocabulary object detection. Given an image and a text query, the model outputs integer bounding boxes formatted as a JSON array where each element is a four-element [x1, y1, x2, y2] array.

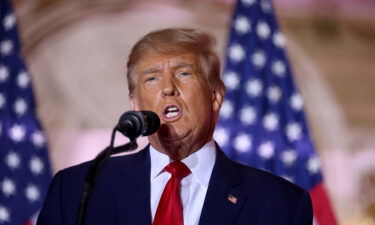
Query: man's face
[[130, 50, 222, 159]]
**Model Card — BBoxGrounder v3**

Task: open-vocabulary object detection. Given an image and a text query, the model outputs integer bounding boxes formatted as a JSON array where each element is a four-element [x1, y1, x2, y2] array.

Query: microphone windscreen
[[117, 110, 160, 139], [141, 110, 160, 136]]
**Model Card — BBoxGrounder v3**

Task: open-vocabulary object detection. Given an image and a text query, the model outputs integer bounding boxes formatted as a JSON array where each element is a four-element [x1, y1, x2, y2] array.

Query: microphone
[[116, 110, 160, 139]]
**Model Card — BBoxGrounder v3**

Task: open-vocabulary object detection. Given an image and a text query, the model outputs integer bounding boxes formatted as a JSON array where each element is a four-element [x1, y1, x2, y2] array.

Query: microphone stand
[[75, 128, 139, 225]]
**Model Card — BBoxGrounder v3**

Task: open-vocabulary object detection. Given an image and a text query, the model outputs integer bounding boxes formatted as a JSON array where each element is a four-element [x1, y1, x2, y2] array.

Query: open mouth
[[162, 105, 182, 121]]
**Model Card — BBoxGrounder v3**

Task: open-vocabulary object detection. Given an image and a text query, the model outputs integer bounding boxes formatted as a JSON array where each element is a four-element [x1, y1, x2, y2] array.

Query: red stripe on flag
[[309, 182, 338, 225], [22, 221, 33, 225]]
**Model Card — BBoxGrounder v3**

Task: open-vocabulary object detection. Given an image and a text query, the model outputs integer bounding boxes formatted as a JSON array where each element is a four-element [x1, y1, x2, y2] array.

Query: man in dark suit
[[37, 28, 313, 225]]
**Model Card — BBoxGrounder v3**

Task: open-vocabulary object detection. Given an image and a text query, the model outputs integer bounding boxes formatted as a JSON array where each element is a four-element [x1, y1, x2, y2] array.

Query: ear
[[129, 94, 140, 111], [212, 86, 225, 112]]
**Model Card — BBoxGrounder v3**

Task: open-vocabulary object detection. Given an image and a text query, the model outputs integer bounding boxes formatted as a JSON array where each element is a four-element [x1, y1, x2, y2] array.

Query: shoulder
[[238, 162, 304, 194], [56, 146, 150, 183], [220, 154, 312, 221], [217, 150, 309, 202], [37, 147, 150, 224]]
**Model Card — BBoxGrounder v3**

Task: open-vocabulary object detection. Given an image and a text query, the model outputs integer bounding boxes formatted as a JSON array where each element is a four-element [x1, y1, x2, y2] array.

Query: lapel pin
[[227, 194, 237, 204]]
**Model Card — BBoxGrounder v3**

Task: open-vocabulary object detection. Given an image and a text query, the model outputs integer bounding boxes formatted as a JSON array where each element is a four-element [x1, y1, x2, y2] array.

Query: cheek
[[135, 91, 153, 109], [139, 85, 164, 104], [185, 88, 212, 115]]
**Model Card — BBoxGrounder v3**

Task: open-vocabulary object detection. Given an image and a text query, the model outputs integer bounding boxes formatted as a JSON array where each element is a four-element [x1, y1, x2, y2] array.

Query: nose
[[161, 74, 179, 97]]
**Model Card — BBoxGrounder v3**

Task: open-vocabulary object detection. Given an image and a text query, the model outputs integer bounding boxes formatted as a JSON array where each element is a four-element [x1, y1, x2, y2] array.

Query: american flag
[[214, 0, 337, 224], [0, 0, 52, 224]]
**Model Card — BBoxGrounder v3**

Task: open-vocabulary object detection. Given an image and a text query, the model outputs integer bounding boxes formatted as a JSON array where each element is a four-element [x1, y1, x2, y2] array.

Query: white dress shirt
[[150, 140, 216, 225]]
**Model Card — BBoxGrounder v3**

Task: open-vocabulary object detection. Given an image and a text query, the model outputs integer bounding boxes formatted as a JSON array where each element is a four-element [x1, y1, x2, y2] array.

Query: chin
[[157, 124, 190, 144]]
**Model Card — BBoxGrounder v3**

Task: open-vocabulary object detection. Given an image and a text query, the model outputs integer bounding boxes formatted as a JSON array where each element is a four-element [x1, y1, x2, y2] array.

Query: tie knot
[[165, 161, 191, 180]]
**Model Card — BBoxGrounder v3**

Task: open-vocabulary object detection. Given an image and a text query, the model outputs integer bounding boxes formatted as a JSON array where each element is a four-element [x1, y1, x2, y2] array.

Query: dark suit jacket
[[37, 146, 313, 225]]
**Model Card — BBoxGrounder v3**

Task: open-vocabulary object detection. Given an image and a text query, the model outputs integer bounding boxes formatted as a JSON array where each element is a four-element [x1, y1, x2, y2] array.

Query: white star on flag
[[251, 50, 266, 68], [272, 60, 286, 77], [3, 13, 16, 30], [29, 157, 44, 175], [0, 40, 13, 55], [9, 124, 26, 142], [286, 122, 302, 141], [281, 149, 297, 166], [240, 106, 256, 125], [234, 133, 252, 153], [273, 31, 286, 48], [229, 44, 245, 62], [263, 113, 278, 131], [224, 71, 240, 90], [1, 178, 16, 196], [258, 142, 274, 159], [246, 79, 263, 97], [260, 0, 272, 13], [220, 100, 234, 119], [267, 86, 282, 103], [290, 93, 303, 111], [14, 98, 28, 116], [0, 65, 9, 82], [234, 16, 251, 34], [307, 157, 321, 174], [0, 206, 10, 223], [214, 127, 229, 146], [17, 71, 30, 88], [5, 152, 21, 169], [25, 184, 40, 202], [256, 21, 270, 39], [31, 131, 46, 148], [241, 0, 255, 7]]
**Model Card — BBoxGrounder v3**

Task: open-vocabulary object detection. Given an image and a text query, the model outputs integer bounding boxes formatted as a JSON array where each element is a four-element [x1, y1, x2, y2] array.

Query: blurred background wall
[[10, 0, 375, 224]]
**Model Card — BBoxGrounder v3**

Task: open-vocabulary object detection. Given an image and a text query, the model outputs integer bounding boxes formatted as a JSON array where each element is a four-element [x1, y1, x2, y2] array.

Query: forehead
[[135, 50, 200, 72]]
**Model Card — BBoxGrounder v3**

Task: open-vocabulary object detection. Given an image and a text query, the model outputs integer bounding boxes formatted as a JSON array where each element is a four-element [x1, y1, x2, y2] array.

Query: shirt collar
[[150, 140, 216, 188]]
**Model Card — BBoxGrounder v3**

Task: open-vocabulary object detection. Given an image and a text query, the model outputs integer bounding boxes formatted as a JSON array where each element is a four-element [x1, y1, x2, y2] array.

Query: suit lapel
[[198, 149, 247, 225], [114, 147, 152, 225]]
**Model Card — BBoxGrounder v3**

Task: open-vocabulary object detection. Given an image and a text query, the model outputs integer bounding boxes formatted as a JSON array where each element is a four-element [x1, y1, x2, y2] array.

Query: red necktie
[[153, 161, 191, 225]]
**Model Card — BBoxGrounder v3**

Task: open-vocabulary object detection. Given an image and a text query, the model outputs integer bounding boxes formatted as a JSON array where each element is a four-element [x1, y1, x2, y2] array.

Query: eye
[[178, 72, 192, 77], [145, 76, 157, 82]]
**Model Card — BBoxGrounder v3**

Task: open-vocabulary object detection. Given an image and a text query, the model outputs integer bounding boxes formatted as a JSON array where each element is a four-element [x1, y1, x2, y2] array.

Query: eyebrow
[[140, 67, 161, 76], [140, 62, 195, 76], [172, 62, 194, 70]]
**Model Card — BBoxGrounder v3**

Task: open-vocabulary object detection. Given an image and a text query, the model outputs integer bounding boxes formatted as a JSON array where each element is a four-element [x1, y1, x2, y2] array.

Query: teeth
[[164, 106, 180, 119], [166, 112, 178, 118], [167, 107, 178, 112]]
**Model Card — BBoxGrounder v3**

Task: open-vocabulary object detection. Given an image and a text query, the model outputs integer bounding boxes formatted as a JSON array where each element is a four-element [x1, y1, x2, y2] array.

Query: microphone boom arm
[[75, 128, 138, 225]]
